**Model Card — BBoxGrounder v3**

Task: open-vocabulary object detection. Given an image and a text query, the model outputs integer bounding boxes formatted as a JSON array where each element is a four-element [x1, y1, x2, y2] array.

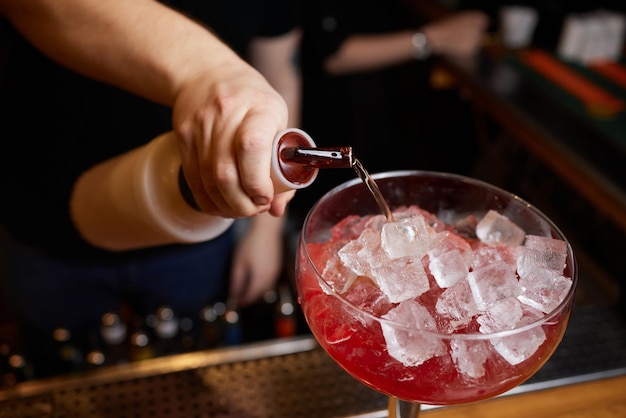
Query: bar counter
[[1, 315, 625, 418], [425, 374, 626, 418]]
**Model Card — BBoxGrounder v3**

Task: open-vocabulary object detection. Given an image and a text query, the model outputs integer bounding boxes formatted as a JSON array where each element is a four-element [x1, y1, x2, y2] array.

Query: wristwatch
[[411, 31, 432, 60]]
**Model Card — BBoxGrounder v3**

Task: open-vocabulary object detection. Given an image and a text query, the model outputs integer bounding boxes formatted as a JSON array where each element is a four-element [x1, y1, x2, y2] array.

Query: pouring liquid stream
[[281, 145, 394, 222], [352, 159, 395, 223]]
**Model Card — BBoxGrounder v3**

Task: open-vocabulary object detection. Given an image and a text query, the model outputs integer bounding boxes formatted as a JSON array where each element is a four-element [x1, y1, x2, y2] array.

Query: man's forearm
[[0, 0, 243, 106], [324, 31, 417, 75]]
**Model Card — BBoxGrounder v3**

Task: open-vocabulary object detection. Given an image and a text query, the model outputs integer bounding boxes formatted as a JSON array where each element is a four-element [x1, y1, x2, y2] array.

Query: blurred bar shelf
[[438, 48, 626, 234]]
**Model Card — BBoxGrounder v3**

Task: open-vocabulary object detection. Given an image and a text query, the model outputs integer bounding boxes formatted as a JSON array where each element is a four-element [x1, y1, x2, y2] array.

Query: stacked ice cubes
[[328, 207, 572, 376]]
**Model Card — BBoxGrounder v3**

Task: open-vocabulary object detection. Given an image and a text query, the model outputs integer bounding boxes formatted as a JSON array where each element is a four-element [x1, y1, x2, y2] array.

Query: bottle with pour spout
[[70, 128, 353, 251]]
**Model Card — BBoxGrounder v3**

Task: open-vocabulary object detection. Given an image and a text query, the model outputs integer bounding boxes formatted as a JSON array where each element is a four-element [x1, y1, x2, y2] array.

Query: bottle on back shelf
[[239, 289, 278, 343], [84, 331, 106, 370], [1, 342, 34, 387], [153, 306, 180, 356], [128, 316, 155, 362], [198, 302, 226, 350], [99, 311, 129, 366], [177, 316, 198, 353], [4, 353, 34, 387], [274, 283, 297, 339], [222, 305, 242, 346], [51, 327, 85, 375]]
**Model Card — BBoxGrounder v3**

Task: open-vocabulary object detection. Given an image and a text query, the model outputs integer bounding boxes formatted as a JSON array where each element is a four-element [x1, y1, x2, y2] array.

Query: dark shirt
[[293, 0, 435, 214], [0, 0, 300, 261]]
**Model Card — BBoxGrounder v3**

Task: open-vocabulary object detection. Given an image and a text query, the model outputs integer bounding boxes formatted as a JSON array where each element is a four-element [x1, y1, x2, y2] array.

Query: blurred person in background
[[0, 0, 301, 376], [289, 0, 488, 218]]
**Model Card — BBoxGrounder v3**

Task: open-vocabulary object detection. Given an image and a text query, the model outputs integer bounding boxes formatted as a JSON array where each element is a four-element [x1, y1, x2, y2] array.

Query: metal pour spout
[[280, 146, 354, 169]]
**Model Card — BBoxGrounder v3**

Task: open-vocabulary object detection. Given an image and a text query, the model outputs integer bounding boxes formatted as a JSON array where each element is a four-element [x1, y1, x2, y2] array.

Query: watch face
[[412, 32, 431, 60]]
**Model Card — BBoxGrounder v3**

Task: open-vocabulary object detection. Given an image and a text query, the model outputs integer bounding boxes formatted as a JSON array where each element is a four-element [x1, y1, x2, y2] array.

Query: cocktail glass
[[296, 171, 577, 417]]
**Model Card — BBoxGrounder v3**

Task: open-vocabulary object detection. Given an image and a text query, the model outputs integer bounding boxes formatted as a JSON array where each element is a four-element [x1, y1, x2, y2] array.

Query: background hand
[[423, 11, 490, 58]]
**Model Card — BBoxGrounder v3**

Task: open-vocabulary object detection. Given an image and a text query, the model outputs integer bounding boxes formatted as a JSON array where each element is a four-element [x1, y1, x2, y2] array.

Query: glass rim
[[301, 170, 579, 340]]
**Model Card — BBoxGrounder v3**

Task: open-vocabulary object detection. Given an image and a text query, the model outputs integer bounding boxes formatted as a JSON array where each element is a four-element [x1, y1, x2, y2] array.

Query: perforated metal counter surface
[[1, 306, 625, 418]]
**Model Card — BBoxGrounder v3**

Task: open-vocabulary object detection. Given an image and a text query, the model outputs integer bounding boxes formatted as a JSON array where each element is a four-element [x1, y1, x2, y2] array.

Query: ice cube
[[467, 261, 521, 310], [381, 216, 441, 259], [450, 339, 491, 379], [371, 256, 430, 303], [381, 300, 447, 367], [343, 277, 394, 327], [363, 214, 387, 232], [491, 328, 546, 365], [476, 297, 523, 333], [517, 235, 568, 278], [476, 210, 526, 247], [477, 299, 546, 365], [471, 243, 521, 271], [428, 232, 473, 288], [487, 302, 546, 365], [436, 278, 479, 331], [337, 238, 369, 276], [344, 277, 394, 318], [429, 249, 469, 289], [338, 228, 386, 276], [330, 213, 386, 241], [518, 267, 572, 313], [322, 256, 358, 295], [394, 205, 444, 231]]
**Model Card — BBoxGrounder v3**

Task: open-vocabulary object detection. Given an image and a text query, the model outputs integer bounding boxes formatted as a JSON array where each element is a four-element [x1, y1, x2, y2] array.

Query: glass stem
[[388, 397, 421, 418]]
